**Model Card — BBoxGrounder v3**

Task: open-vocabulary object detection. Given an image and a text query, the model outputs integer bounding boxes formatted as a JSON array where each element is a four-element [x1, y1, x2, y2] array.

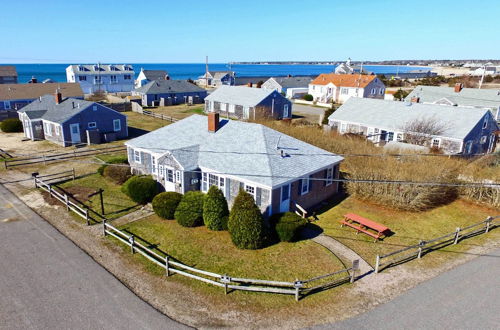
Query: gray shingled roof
[[142, 70, 168, 81], [134, 80, 206, 94], [406, 85, 500, 109], [205, 86, 275, 107], [125, 115, 343, 187], [0, 66, 17, 76], [271, 76, 312, 88], [328, 98, 492, 140], [67, 64, 134, 74], [18, 95, 96, 124]]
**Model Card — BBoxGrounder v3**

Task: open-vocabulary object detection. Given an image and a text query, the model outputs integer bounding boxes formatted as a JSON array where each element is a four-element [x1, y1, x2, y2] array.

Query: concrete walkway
[[0, 184, 188, 330], [302, 226, 373, 275]]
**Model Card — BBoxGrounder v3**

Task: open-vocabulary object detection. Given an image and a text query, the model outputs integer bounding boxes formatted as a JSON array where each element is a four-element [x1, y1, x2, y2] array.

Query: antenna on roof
[[276, 136, 281, 150]]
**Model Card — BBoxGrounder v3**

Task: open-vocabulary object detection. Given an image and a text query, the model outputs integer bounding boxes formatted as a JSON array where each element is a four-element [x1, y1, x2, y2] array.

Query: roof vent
[[405, 102, 413, 107]]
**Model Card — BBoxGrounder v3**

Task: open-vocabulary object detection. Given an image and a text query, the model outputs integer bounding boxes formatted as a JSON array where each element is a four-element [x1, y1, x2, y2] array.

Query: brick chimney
[[454, 83, 463, 93], [411, 96, 420, 103], [208, 112, 219, 133], [55, 89, 62, 104]]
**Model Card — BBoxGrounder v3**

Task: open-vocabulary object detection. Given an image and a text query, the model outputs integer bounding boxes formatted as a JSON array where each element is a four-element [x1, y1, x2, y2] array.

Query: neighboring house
[[205, 86, 292, 120], [262, 76, 313, 98], [328, 98, 499, 155], [196, 71, 235, 87], [308, 74, 385, 104], [66, 64, 135, 94], [125, 113, 343, 216], [469, 66, 499, 76], [0, 83, 83, 111], [405, 84, 500, 121], [17, 91, 128, 147], [135, 68, 169, 88], [334, 59, 371, 75], [0, 66, 18, 84], [132, 80, 208, 106]]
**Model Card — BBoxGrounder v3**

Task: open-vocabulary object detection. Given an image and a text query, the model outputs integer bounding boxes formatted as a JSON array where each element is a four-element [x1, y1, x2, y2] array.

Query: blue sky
[[1, 0, 498, 63]]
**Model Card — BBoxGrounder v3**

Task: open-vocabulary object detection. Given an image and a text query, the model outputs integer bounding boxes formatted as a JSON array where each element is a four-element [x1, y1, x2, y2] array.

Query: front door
[[163, 167, 176, 192], [69, 123, 81, 143], [243, 106, 250, 119], [279, 184, 291, 213]]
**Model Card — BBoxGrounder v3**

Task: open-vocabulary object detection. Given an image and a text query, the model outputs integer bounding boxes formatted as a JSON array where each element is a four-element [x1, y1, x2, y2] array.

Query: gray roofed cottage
[[204, 86, 292, 120], [132, 80, 208, 106], [126, 113, 343, 216], [328, 97, 499, 154]]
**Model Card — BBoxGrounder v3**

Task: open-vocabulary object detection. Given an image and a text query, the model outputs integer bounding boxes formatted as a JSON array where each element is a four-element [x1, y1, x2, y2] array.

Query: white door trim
[[69, 123, 81, 143]]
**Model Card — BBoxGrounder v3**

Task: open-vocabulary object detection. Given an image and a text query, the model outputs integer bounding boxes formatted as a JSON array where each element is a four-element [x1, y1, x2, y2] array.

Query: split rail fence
[[4, 145, 126, 169], [142, 110, 179, 123], [375, 216, 499, 273], [103, 220, 359, 301], [34, 173, 96, 225]]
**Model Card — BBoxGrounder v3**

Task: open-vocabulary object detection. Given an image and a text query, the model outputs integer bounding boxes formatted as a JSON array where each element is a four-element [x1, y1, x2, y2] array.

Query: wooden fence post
[[165, 256, 170, 276], [85, 209, 90, 226], [102, 218, 107, 236], [485, 217, 492, 233], [294, 279, 303, 302], [375, 255, 380, 274], [43, 155, 46, 166], [72, 168, 75, 181], [129, 235, 135, 254], [64, 194, 69, 211], [34, 177, 38, 188], [220, 275, 230, 294], [48, 184, 52, 197], [454, 227, 461, 244], [417, 240, 425, 259], [350, 259, 359, 283]]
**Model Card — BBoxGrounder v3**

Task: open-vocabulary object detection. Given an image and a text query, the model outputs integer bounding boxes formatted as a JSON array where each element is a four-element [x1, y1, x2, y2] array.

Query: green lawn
[[125, 111, 170, 133], [315, 196, 500, 268], [59, 172, 139, 220], [148, 104, 205, 120]]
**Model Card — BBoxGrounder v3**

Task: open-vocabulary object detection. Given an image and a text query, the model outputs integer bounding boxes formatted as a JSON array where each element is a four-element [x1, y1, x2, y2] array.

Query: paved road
[[0, 184, 188, 330], [293, 103, 327, 117], [315, 247, 500, 330]]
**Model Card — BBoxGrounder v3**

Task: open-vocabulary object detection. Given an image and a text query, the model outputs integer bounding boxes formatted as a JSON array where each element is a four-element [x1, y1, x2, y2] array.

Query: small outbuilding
[[132, 80, 207, 107]]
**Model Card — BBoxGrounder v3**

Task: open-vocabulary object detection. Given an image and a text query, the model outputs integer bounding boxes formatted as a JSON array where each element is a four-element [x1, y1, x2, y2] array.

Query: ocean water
[[9, 63, 428, 83]]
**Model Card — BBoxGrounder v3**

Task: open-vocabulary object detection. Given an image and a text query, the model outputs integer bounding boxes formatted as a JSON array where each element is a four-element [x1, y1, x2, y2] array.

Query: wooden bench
[[340, 213, 390, 242]]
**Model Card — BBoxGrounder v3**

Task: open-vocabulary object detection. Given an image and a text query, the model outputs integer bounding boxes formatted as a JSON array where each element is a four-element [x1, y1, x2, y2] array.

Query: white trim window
[[396, 133, 403, 142], [281, 184, 290, 202], [379, 88, 384, 95], [133, 150, 141, 163], [432, 138, 441, 148], [92, 105, 97, 111], [464, 141, 473, 154], [220, 103, 227, 112], [245, 184, 255, 198], [228, 104, 235, 113], [55, 125, 61, 136], [4, 101, 11, 110], [45, 122, 52, 136], [283, 104, 289, 117], [78, 75, 86, 81], [340, 122, 347, 133], [94, 76, 101, 84], [175, 170, 181, 183], [88, 122, 97, 129], [300, 177, 310, 195], [158, 165, 164, 178], [165, 168, 174, 183], [152, 156, 157, 174], [371, 88, 376, 94], [325, 167, 334, 186], [113, 119, 121, 132], [110, 75, 117, 83], [124, 74, 132, 80], [341, 88, 348, 95], [201, 172, 225, 193]]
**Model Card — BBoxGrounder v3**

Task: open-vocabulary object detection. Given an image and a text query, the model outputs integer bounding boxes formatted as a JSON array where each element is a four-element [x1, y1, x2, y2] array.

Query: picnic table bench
[[340, 213, 390, 242]]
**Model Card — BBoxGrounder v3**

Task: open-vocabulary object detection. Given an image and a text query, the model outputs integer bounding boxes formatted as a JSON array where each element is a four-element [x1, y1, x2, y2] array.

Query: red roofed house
[[308, 73, 385, 104]]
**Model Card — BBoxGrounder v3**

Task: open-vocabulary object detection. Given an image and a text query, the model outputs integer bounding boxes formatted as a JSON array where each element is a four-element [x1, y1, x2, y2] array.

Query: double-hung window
[[113, 119, 121, 132], [202, 172, 225, 194], [281, 184, 290, 202], [94, 76, 101, 84], [78, 75, 86, 81], [124, 74, 132, 80], [175, 171, 181, 183], [341, 88, 348, 95], [166, 168, 174, 182], [151, 157, 157, 174], [480, 136, 487, 144], [245, 185, 255, 197], [432, 138, 440, 148], [134, 150, 141, 163], [110, 75, 117, 83], [301, 177, 310, 195], [325, 167, 334, 186]]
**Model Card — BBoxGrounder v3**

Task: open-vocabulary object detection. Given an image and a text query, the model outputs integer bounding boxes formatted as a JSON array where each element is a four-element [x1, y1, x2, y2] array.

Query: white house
[[308, 73, 385, 104], [135, 68, 169, 88], [261, 76, 312, 98], [66, 64, 135, 94]]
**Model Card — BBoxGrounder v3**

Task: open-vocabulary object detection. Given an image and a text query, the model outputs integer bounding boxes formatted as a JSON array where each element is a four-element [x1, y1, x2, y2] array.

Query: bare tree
[[402, 116, 450, 146]]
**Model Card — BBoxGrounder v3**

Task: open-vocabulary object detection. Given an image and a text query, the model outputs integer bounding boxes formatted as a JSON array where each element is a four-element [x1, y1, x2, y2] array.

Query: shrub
[[98, 155, 128, 176], [121, 176, 158, 204], [303, 94, 313, 101], [272, 212, 308, 242], [0, 118, 23, 133], [228, 190, 265, 249], [175, 191, 205, 227], [203, 185, 229, 231], [103, 165, 131, 184], [322, 106, 336, 125], [152, 192, 183, 220]]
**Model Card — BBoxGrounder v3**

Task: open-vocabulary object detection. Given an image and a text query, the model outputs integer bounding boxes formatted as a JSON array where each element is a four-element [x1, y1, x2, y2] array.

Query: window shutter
[[297, 179, 303, 195], [256, 187, 262, 206]]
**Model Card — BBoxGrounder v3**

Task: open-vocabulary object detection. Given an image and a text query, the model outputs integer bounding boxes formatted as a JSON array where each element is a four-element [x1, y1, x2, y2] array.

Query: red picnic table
[[340, 213, 391, 242]]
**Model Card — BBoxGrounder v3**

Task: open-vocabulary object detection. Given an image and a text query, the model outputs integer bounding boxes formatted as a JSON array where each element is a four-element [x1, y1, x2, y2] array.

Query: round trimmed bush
[[152, 192, 182, 220], [228, 190, 265, 249], [273, 212, 308, 242], [1, 118, 23, 133], [175, 191, 205, 227], [303, 94, 313, 101], [121, 176, 158, 205], [103, 165, 131, 184], [203, 185, 229, 231]]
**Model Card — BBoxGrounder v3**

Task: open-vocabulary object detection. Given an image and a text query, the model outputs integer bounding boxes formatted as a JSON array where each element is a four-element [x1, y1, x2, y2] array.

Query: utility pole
[[478, 65, 486, 89]]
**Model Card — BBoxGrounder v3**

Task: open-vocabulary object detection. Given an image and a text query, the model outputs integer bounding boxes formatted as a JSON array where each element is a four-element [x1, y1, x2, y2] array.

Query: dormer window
[[109, 66, 117, 71], [93, 65, 99, 71], [482, 117, 488, 129], [77, 65, 85, 72]]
